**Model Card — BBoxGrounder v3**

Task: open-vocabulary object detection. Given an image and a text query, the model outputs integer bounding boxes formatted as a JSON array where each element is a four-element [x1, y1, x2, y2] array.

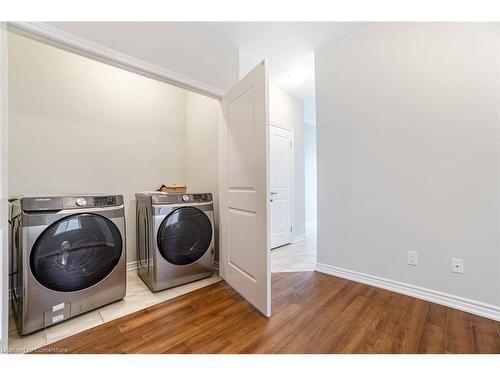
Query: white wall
[[0, 22, 8, 352], [8, 32, 189, 264], [304, 97, 317, 125], [269, 85, 305, 240], [304, 122, 316, 227], [46, 22, 239, 93], [185, 91, 220, 260], [315, 23, 500, 308]]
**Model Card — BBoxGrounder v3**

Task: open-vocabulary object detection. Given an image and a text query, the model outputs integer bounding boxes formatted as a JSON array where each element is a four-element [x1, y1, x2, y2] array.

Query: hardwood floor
[[38, 272, 500, 354]]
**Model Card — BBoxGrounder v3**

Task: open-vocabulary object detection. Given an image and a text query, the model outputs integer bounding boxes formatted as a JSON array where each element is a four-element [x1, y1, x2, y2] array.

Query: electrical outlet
[[451, 258, 464, 274], [407, 251, 418, 266]]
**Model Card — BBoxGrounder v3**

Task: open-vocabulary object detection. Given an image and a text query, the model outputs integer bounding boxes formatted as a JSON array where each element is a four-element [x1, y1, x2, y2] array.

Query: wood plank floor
[[38, 272, 500, 354]]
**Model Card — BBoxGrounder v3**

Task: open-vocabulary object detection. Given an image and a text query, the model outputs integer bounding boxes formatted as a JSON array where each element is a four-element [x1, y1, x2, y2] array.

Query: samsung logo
[[35, 198, 52, 201]]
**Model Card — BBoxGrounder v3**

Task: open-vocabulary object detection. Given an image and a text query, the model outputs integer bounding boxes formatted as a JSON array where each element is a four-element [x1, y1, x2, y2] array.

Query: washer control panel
[[94, 196, 117, 207], [21, 195, 124, 211]]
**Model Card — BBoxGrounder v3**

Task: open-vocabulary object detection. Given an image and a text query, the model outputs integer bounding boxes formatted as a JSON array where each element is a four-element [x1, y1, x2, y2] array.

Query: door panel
[[270, 125, 292, 248], [227, 88, 256, 189], [227, 208, 257, 279], [220, 61, 271, 316]]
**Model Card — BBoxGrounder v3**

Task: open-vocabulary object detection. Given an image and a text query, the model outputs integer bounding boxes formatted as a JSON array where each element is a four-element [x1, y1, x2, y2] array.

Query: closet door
[[219, 61, 271, 317]]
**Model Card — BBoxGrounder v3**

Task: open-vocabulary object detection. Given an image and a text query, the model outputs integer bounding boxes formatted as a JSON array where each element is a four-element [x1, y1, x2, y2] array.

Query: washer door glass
[[30, 213, 123, 292], [157, 207, 212, 265]]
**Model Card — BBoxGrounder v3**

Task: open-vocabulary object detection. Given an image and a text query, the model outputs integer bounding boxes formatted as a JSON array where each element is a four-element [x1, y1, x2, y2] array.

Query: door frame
[[269, 123, 295, 248], [0, 22, 8, 352]]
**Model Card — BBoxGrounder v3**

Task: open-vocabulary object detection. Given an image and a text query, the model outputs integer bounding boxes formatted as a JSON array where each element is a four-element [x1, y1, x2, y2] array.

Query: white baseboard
[[316, 262, 500, 322], [293, 234, 306, 243], [126, 261, 138, 272]]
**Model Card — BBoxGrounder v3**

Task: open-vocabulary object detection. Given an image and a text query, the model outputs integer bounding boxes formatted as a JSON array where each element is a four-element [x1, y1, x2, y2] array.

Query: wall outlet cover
[[407, 251, 418, 266], [451, 258, 464, 274]]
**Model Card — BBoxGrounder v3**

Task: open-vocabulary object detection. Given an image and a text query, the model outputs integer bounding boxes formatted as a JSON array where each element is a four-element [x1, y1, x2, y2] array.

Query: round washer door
[[30, 213, 123, 292], [157, 207, 212, 265]]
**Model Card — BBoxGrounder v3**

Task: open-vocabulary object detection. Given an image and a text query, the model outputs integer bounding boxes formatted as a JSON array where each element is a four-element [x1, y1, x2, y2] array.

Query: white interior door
[[219, 61, 271, 317], [270, 125, 292, 249]]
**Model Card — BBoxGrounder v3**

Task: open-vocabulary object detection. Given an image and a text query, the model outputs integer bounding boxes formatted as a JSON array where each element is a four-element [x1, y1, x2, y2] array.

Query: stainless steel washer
[[9, 195, 126, 335], [135, 192, 214, 292]]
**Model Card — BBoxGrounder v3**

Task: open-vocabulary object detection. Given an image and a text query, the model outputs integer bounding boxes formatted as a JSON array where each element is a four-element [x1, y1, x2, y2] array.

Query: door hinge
[[290, 226, 293, 232]]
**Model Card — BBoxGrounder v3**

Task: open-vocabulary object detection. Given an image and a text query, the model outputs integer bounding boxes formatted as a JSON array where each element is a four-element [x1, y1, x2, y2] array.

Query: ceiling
[[204, 22, 365, 122]]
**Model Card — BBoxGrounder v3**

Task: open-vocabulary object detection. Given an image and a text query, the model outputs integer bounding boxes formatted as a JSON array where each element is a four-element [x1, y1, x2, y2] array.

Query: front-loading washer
[[135, 192, 214, 292], [9, 194, 126, 335]]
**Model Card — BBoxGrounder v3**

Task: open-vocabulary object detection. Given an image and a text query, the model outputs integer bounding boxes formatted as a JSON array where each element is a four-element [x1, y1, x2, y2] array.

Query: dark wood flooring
[[39, 272, 500, 354]]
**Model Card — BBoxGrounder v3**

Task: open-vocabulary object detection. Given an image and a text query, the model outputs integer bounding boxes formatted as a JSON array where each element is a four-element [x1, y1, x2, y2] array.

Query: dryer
[[9, 195, 126, 335], [135, 192, 214, 292]]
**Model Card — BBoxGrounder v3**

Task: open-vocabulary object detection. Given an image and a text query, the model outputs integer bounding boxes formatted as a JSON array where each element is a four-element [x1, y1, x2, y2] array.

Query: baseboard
[[293, 234, 306, 243], [126, 261, 138, 272], [315, 263, 500, 322]]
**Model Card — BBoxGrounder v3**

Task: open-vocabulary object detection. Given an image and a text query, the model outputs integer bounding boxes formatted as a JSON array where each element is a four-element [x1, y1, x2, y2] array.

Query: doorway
[[269, 89, 317, 274]]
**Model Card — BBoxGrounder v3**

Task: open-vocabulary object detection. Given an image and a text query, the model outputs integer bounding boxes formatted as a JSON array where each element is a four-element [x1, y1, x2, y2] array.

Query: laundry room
[[7, 31, 221, 346]]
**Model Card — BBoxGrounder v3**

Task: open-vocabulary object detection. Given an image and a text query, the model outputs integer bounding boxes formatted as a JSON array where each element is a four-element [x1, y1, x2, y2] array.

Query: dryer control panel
[[192, 194, 211, 202], [150, 193, 213, 205]]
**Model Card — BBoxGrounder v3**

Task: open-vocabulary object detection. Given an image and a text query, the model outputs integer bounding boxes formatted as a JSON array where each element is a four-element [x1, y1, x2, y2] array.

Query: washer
[[135, 192, 214, 292], [9, 195, 126, 335]]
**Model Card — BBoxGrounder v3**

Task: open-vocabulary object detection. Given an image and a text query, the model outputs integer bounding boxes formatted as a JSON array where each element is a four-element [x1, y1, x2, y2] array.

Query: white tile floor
[[271, 228, 317, 273], [8, 271, 222, 353]]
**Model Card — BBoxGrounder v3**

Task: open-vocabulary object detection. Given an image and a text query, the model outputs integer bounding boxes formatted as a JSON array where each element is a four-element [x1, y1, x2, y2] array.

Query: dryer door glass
[[157, 207, 212, 265], [30, 213, 123, 292]]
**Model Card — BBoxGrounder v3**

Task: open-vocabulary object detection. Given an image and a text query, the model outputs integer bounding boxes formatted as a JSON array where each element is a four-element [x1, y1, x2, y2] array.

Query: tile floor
[[271, 227, 317, 273], [8, 271, 222, 353]]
